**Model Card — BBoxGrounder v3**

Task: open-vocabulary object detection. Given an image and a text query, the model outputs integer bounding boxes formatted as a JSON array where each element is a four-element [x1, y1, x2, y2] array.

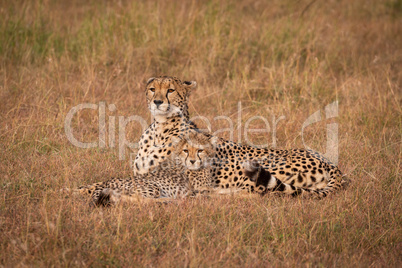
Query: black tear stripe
[[166, 92, 171, 106]]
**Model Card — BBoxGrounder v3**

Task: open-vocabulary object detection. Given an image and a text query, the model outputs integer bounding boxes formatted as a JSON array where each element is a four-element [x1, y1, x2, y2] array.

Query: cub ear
[[183, 80, 197, 93], [204, 135, 218, 156], [209, 136, 219, 146], [146, 77, 156, 85], [172, 136, 186, 155]]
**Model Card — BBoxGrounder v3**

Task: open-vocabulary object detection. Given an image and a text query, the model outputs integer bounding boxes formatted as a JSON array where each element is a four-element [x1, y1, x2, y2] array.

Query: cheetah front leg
[[99, 188, 182, 205]]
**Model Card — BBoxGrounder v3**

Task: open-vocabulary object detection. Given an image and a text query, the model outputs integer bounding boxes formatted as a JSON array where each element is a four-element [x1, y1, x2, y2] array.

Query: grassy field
[[1, 0, 401, 266]]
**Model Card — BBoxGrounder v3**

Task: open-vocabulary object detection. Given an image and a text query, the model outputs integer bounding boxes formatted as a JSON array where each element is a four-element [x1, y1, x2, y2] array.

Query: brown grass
[[0, 0, 401, 266]]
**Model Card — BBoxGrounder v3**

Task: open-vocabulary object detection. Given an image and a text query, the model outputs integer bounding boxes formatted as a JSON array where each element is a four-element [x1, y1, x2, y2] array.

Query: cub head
[[175, 131, 217, 170], [145, 76, 196, 121]]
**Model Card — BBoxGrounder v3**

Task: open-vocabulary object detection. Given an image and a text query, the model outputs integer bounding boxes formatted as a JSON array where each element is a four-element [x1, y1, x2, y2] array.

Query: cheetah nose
[[154, 100, 163, 107], [190, 160, 196, 164]]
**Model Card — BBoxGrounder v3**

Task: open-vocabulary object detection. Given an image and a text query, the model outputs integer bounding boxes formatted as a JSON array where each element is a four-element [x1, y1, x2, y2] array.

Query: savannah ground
[[0, 0, 401, 266]]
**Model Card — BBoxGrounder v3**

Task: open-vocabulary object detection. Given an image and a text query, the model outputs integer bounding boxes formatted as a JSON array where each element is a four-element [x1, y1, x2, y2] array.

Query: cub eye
[[197, 149, 204, 153], [149, 88, 155, 92], [183, 149, 188, 154], [167, 88, 175, 93]]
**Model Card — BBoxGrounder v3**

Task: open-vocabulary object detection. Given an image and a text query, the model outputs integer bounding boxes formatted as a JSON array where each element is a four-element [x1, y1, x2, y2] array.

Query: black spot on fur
[[297, 174, 303, 183]]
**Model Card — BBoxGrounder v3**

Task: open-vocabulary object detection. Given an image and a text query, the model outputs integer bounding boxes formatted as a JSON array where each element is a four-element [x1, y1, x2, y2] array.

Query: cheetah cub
[[75, 131, 218, 206]]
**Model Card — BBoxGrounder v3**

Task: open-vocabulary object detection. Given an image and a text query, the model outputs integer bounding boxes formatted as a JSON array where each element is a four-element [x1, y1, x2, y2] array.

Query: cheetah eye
[[183, 149, 188, 154], [167, 88, 175, 93], [149, 88, 155, 92], [197, 149, 204, 153]]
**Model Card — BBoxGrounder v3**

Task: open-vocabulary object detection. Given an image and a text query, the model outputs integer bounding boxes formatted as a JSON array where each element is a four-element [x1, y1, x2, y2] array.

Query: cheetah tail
[[94, 188, 114, 207], [243, 160, 337, 198]]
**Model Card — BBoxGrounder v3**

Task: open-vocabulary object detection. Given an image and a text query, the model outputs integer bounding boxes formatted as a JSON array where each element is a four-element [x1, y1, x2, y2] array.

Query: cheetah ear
[[204, 136, 218, 156], [209, 136, 219, 146], [146, 77, 156, 85], [172, 136, 186, 155], [183, 80, 197, 94]]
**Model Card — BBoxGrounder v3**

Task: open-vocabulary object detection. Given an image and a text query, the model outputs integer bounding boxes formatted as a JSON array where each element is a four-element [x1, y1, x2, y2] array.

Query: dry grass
[[0, 0, 401, 266]]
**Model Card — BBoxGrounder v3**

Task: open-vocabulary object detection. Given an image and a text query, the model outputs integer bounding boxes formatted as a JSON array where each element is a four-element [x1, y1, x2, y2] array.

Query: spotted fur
[[243, 160, 345, 198], [76, 131, 217, 205], [134, 76, 349, 197], [134, 76, 198, 174]]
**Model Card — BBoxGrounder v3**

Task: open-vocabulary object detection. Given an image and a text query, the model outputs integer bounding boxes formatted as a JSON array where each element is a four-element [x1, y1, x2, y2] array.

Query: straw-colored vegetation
[[1, 0, 401, 266]]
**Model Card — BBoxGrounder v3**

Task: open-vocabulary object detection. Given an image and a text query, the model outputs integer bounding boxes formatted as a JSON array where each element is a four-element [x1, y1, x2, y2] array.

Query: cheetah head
[[145, 76, 197, 122], [175, 131, 217, 170]]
